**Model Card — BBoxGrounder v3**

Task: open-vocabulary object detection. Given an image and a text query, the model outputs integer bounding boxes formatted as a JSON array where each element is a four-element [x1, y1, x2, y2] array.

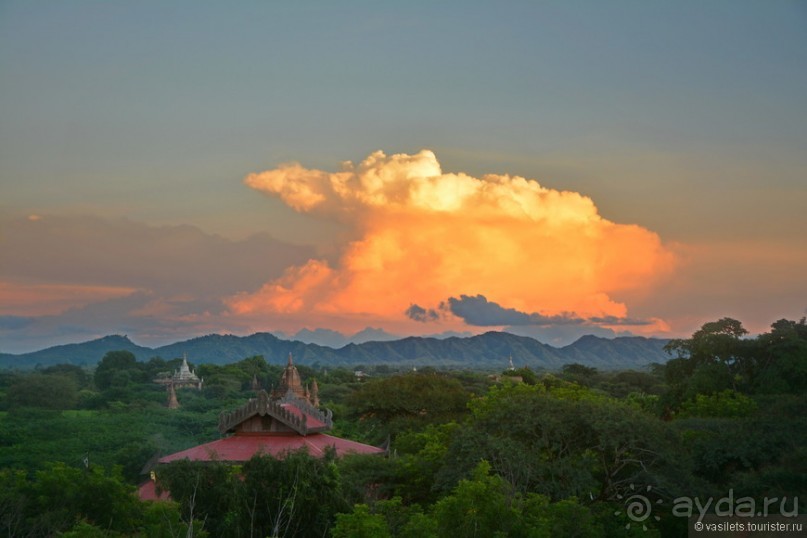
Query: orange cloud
[[230, 150, 675, 334]]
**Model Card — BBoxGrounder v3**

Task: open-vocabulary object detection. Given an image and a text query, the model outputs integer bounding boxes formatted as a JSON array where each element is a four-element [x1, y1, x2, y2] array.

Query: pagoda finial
[[271, 352, 306, 400]]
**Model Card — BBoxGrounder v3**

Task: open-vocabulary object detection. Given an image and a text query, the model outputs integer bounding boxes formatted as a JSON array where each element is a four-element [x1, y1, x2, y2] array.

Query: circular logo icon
[[613, 484, 663, 531]]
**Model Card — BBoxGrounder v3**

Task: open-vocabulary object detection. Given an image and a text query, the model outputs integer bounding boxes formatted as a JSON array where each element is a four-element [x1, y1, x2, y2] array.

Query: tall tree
[[94, 350, 144, 390], [439, 383, 684, 502], [6, 373, 78, 410]]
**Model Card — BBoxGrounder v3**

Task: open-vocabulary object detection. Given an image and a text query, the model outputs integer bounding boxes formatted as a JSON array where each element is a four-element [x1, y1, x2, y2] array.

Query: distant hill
[[0, 331, 671, 371], [0, 335, 153, 368]]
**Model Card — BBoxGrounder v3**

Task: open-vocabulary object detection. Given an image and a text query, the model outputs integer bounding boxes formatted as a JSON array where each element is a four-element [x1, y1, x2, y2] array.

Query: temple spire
[[310, 378, 320, 408], [273, 353, 306, 400], [167, 383, 179, 409]]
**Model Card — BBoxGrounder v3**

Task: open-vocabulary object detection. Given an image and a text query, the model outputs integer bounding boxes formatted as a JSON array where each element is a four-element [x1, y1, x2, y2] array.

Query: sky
[[1, 1, 806, 353]]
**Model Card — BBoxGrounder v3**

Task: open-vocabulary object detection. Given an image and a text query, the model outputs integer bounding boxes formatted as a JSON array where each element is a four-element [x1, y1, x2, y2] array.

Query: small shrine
[[154, 355, 203, 390], [139, 354, 383, 500], [154, 356, 203, 408]]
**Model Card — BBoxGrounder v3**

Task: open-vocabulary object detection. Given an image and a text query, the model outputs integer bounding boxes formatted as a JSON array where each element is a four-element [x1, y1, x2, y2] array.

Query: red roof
[[158, 432, 383, 463], [281, 402, 328, 430], [137, 479, 171, 501]]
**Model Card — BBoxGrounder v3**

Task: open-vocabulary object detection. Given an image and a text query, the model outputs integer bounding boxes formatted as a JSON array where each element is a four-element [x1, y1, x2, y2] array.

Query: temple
[[272, 353, 320, 407], [139, 354, 383, 500], [154, 355, 203, 408]]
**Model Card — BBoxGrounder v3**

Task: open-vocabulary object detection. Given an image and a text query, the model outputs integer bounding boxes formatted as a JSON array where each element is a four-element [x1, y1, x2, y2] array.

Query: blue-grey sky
[[1, 1, 806, 352]]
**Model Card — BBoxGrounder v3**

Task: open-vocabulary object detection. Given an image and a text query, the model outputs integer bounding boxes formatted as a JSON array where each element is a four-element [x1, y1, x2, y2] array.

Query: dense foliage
[[0, 317, 804, 536]]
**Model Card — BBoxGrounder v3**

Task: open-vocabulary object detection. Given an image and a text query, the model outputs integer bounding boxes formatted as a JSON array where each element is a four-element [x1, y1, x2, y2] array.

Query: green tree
[[241, 450, 346, 537], [0, 464, 191, 537], [5, 373, 78, 410], [339, 453, 402, 505], [664, 318, 749, 392], [372, 496, 430, 537], [393, 422, 459, 504], [679, 389, 757, 418], [59, 521, 112, 537], [23, 463, 143, 535], [561, 364, 600, 387], [156, 459, 238, 536], [440, 382, 684, 502], [663, 317, 807, 413], [675, 394, 807, 495], [140, 500, 205, 538], [94, 350, 144, 390], [158, 450, 347, 537], [331, 504, 391, 538], [682, 362, 734, 401], [599, 370, 664, 399], [432, 461, 520, 538], [752, 318, 807, 394], [348, 372, 470, 442], [41, 363, 91, 388], [509, 366, 538, 385], [519, 494, 611, 538], [397, 512, 438, 538], [427, 461, 615, 537], [0, 469, 29, 536]]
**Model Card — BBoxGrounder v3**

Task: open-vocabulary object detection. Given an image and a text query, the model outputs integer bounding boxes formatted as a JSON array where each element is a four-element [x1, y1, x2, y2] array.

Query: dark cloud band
[[417, 294, 653, 328]]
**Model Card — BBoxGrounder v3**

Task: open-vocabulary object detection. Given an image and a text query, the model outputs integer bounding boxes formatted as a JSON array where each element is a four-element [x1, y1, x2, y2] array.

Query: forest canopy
[[0, 317, 804, 537]]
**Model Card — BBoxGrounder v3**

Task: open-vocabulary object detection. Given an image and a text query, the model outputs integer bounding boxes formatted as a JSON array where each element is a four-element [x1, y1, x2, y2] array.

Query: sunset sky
[[1, 1, 806, 353]]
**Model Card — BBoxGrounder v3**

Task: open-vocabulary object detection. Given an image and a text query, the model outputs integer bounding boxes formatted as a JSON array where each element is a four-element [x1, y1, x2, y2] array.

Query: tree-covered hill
[[0, 334, 152, 367], [0, 331, 670, 370]]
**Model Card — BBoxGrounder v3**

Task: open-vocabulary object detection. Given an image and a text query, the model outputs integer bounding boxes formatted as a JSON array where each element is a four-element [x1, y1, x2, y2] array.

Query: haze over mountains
[[0, 331, 671, 371], [280, 327, 402, 348]]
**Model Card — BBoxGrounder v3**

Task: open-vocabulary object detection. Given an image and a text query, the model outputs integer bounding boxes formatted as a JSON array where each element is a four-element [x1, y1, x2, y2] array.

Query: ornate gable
[[217, 389, 333, 436]]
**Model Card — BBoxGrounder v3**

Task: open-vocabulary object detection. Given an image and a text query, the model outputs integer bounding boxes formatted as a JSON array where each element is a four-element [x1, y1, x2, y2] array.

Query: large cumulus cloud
[[228, 150, 674, 335]]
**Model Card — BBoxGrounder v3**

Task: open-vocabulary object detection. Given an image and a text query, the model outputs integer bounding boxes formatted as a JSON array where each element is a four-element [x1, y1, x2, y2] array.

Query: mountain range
[[0, 331, 671, 371]]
